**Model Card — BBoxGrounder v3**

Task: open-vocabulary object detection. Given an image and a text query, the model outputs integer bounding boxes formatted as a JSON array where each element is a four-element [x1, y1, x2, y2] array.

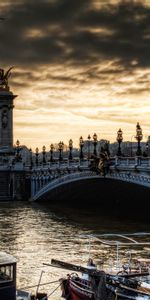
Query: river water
[[0, 202, 149, 299]]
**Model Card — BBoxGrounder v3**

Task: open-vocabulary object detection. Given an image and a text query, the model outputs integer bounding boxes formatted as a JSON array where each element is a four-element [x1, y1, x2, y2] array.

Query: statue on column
[[0, 67, 14, 90]]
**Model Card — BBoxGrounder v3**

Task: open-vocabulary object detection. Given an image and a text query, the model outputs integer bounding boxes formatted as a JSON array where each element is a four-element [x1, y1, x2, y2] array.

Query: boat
[[49, 233, 150, 300], [0, 251, 48, 300]]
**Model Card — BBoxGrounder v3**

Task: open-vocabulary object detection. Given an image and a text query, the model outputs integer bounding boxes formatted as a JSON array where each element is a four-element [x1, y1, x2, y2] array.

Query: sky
[[0, 0, 150, 150]]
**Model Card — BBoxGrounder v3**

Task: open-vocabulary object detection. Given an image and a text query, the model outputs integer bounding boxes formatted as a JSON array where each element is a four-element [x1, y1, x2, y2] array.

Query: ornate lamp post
[[58, 141, 64, 161], [79, 136, 84, 160], [68, 139, 73, 160], [16, 139, 21, 161], [117, 128, 123, 156], [50, 143, 54, 162], [135, 122, 143, 156], [93, 133, 98, 156], [35, 147, 39, 166], [87, 134, 91, 159], [42, 145, 46, 164]]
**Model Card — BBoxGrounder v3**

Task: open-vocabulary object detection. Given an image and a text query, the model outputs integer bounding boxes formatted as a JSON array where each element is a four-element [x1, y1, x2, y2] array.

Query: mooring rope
[[41, 281, 62, 300], [20, 279, 59, 290]]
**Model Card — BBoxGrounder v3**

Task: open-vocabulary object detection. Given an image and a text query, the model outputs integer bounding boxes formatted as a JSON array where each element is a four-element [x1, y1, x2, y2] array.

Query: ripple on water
[[0, 202, 149, 299]]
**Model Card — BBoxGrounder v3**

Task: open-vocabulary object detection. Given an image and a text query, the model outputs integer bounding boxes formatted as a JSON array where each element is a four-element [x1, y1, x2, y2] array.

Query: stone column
[[0, 90, 17, 152]]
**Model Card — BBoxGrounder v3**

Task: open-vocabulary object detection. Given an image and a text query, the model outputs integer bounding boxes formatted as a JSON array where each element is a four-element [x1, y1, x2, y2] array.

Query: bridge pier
[[0, 169, 30, 201]]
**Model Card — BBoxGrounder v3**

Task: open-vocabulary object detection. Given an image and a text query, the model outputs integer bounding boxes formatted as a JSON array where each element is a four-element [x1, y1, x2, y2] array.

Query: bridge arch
[[32, 172, 100, 201], [32, 171, 150, 210]]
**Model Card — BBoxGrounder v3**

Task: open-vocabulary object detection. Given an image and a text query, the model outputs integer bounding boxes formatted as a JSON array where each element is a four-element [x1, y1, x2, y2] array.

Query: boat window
[[0, 265, 13, 282]]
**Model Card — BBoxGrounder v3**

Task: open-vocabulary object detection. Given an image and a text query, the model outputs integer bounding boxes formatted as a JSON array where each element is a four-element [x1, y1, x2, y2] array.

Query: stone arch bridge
[[0, 157, 149, 203], [30, 157, 150, 202]]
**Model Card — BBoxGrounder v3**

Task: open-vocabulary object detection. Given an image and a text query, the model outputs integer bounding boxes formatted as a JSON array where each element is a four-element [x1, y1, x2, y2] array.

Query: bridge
[[0, 156, 149, 202], [30, 157, 150, 202], [0, 152, 150, 210]]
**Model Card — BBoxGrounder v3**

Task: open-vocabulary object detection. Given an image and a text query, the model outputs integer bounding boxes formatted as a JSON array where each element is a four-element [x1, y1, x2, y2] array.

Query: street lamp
[[68, 139, 73, 160], [116, 128, 123, 156], [87, 134, 91, 159], [135, 122, 143, 156], [93, 133, 98, 156], [50, 143, 54, 162], [16, 139, 21, 161], [42, 145, 46, 164], [58, 141, 64, 161], [35, 147, 39, 166], [79, 136, 84, 160]]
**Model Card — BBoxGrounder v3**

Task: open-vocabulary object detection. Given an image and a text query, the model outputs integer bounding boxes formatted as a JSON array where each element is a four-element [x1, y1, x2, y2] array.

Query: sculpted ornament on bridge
[[0, 67, 14, 91]]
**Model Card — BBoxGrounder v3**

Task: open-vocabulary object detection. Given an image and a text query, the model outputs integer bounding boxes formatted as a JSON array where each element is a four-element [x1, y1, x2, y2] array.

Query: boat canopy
[[0, 252, 17, 266], [79, 233, 150, 246]]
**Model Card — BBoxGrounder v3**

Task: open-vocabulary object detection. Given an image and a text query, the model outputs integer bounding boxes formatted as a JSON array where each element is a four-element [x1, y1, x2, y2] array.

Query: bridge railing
[[110, 157, 150, 167], [30, 157, 150, 175]]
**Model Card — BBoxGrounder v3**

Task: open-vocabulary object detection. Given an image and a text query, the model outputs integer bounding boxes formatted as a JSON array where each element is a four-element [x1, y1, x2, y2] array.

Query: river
[[0, 201, 149, 299]]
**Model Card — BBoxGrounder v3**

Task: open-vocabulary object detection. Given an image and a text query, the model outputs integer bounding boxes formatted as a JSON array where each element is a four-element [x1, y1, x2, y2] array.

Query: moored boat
[[62, 275, 95, 300], [50, 233, 150, 300]]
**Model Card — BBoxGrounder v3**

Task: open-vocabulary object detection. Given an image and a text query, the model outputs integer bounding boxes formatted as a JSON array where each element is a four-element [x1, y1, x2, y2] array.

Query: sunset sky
[[0, 0, 150, 150]]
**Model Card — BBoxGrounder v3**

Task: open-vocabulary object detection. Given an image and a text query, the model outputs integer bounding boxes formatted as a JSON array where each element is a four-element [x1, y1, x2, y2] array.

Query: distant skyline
[[0, 0, 150, 150]]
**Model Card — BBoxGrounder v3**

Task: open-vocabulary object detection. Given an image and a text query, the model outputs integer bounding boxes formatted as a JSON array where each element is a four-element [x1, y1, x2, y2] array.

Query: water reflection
[[0, 202, 149, 299]]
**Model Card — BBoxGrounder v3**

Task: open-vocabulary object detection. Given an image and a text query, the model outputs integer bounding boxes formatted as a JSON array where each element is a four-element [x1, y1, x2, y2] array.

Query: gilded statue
[[0, 67, 14, 90]]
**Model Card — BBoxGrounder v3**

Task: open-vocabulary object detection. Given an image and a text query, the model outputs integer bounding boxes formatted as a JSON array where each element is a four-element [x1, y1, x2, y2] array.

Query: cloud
[[0, 0, 149, 68], [0, 0, 149, 147]]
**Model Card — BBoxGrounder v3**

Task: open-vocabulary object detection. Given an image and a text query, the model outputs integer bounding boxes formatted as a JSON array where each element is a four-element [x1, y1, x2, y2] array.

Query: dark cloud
[[119, 86, 150, 95], [0, 0, 150, 69]]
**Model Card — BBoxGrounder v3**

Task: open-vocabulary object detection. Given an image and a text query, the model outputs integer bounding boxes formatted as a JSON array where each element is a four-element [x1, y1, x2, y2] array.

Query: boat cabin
[[0, 252, 16, 300]]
